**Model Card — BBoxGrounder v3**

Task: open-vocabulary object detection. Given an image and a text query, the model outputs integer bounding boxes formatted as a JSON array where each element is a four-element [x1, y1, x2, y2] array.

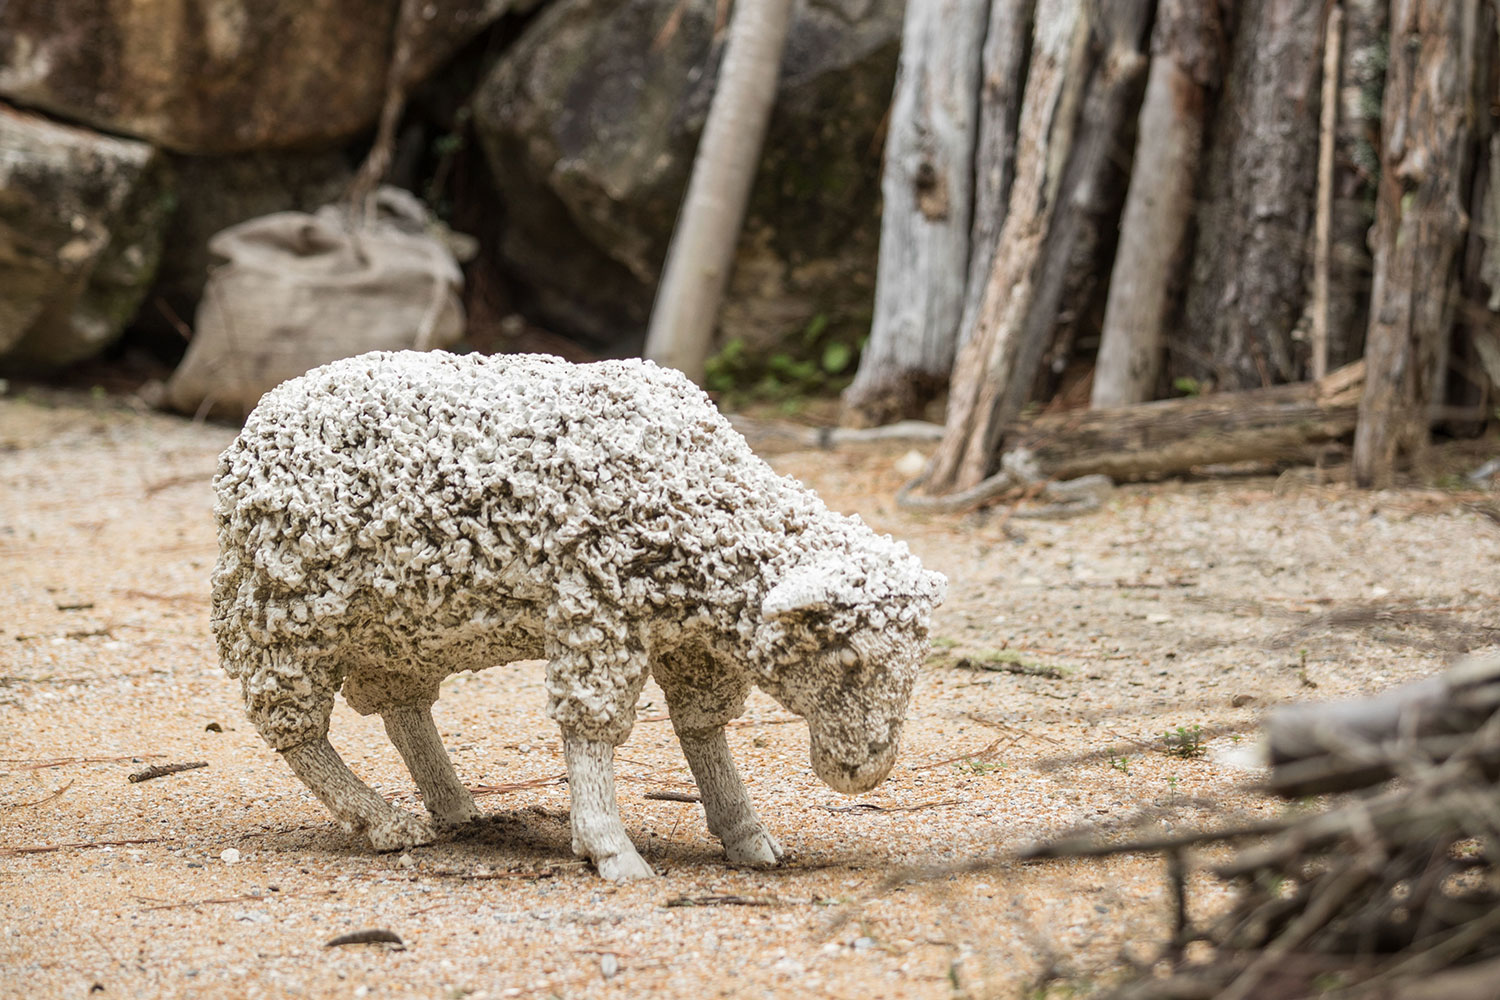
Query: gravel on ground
[[2, 389, 1496, 999]]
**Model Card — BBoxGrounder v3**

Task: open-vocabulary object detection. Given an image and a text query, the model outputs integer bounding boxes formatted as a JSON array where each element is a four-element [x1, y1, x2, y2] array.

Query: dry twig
[[816, 799, 962, 815], [466, 774, 566, 796], [663, 894, 780, 908], [4, 754, 163, 770], [128, 761, 207, 783], [326, 929, 405, 949], [3, 780, 73, 809], [1, 837, 168, 857]]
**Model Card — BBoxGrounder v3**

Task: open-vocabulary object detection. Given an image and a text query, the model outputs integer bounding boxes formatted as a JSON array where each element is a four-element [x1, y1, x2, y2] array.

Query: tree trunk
[[644, 0, 795, 385], [1352, 0, 1479, 486], [1091, 0, 1224, 408], [840, 0, 989, 427], [956, 0, 1036, 348], [928, 0, 1150, 494], [1176, 0, 1324, 392]]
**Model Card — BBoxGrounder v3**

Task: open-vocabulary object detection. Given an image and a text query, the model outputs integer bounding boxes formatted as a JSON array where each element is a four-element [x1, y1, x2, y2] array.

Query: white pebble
[[894, 450, 928, 478], [220, 848, 240, 864]]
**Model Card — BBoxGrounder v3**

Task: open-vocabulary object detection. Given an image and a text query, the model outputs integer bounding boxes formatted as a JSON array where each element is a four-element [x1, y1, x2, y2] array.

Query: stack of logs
[[1076, 653, 1500, 1000]]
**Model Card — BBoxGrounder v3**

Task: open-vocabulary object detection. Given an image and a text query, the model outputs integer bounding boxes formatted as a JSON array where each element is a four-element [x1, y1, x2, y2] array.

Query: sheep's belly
[[335, 604, 548, 674]]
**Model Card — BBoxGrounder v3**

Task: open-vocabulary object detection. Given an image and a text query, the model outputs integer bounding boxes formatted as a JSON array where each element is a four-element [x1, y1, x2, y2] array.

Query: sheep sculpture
[[211, 350, 946, 879]]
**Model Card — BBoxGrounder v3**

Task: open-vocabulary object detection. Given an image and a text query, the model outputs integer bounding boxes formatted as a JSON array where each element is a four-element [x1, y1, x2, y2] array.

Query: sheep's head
[[756, 547, 946, 794]]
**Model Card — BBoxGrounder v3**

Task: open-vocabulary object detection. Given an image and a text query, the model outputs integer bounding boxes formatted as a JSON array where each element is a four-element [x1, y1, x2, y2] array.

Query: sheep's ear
[[761, 565, 842, 622]]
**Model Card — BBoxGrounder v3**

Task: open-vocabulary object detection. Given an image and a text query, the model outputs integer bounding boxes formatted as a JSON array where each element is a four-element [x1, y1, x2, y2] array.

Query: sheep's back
[[209, 351, 826, 672]]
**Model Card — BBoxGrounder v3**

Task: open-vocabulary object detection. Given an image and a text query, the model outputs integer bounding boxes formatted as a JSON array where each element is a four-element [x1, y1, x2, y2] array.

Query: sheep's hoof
[[431, 801, 483, 828], [594, 849, 656, 881], [365, 811, 436, 852], [724, 829, 784, 867]]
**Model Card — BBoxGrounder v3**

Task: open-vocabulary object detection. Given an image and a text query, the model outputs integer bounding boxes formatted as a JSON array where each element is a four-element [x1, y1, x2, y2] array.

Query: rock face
[[0, 0, 536, 155], [473, 0, 900, 351], [0, 105, 171, 370]]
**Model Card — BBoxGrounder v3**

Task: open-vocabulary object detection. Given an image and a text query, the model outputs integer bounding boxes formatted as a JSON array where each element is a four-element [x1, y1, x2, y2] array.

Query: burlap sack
[[164, 188, 466, 418]]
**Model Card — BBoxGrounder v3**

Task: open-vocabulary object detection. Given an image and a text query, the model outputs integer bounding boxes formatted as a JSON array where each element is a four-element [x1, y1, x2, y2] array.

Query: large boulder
[[473, 0, 900, 352], [0, 104, 171, 371], [0, 0, 540, 155]]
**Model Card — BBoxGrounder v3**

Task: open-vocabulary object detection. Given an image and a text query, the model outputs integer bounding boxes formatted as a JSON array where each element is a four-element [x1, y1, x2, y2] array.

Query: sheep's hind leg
[[563, 735, 654, 881], [654, 657, 783, 867], [382, 704, 481, 827], [281, 738, 435, 851], [677, 728, 784, 866]]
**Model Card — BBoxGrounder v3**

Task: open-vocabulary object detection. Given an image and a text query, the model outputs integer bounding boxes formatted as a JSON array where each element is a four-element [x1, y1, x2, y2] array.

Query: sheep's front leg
[[281, 737, 435, 851], [676, 728, 784, 866], [563, 735, 654, 880], [381, 704, 481, 827]]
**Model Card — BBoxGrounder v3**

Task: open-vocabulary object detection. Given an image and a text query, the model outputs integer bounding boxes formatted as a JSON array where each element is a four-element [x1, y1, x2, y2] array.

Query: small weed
[[954, 757, 1004, 776], [1161, 724, 1206, 759], [1172, 376, 1202, 397], [1165, 775, 1180, 797], [1311, 972, 1348, 993], [1026, 980, 1093, 1000], [955, 650, 1067, 680], [1109, 755, 1132, 776], [703, 318, 862, 402], [930, 636, 959, 650], [1295, 647, 1318, 688]]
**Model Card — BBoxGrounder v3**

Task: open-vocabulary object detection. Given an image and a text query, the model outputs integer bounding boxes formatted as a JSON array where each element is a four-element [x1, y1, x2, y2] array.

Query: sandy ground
[[2, 387, 1498, 1000]]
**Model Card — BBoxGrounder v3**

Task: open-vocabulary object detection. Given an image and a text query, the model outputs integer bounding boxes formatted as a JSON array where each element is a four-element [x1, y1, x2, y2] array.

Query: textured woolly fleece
[[212, 351, 944, 757]]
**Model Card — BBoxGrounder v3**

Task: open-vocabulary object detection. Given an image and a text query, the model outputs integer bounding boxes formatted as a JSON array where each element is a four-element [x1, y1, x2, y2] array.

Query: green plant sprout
[[1162, 724, 1207, 759]]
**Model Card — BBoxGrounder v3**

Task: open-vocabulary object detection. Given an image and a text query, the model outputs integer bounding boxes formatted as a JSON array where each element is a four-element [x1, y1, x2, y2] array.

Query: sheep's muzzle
[[808, 721, 901, 794]]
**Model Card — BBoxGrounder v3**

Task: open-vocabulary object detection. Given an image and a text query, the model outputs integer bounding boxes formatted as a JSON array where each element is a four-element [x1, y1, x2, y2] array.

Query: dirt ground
[[3, 386, 1498, 1000]]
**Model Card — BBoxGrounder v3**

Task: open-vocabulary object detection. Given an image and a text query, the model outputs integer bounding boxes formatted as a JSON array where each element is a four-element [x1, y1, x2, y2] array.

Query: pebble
[[894, 450, 928, 479], [220, 848, 241, 865]]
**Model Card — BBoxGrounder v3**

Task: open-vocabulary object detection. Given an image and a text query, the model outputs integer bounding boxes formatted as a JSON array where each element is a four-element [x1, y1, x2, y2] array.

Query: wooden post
[[644, 0, 795, 385], [957, 0, 1037, 356], [1091, 0, 1223, 408], [1352, 0, 1478, 486], [841, 0, 990, 427], [924, 0, 1090, 494], [1310, 2, 1344, 381]]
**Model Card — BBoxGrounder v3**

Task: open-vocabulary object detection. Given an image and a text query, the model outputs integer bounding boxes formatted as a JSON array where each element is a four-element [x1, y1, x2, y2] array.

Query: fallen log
[[1265, 652, 1500, 797], [1008, 361, 1365, 483], [896, 363, 1366, 513]]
